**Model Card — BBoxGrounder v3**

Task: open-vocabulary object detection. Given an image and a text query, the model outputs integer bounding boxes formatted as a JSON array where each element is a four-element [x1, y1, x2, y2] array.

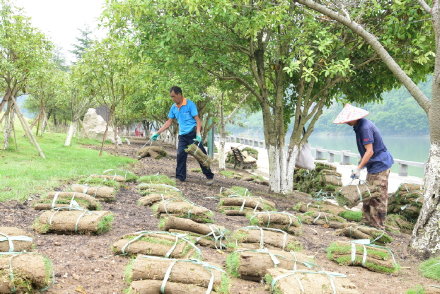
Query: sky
[[15, 0, 106, 64]]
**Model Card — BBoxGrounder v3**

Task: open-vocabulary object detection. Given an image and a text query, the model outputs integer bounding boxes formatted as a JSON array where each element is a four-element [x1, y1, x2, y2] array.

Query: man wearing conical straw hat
[[334, 104, 394, 229]]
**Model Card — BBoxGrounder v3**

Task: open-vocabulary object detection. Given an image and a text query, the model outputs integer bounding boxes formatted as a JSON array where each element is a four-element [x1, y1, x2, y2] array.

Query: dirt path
[[0, 142, 433, 293]]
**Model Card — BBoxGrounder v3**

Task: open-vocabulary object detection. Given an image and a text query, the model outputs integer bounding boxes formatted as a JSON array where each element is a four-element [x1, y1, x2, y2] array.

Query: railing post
[[399, 163, 409, 177], [341, 150, 351, 165], [328, 152, 335, 163], [315, 149, 325, 160]]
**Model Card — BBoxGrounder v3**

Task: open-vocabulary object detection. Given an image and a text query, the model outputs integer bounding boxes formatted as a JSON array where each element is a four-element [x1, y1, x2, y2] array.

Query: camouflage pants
[[363, 169, 390, 228]]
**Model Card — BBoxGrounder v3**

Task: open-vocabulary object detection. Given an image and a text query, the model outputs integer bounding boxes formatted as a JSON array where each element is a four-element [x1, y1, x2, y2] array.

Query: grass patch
[[338, 211, 363, 222], [420, 257, 440, 281], [124, 258, 135, 284], [218, 274, 231, 294], [264, 274, 283, 294], [97, 214, 114, 234], [225, 252, 240, 278], [286, 241, 303, 252], [0, 130, 134, 202], [102, 169, 138, 182], [138, 174, 176, 186], [190, 168, 202, 173], [219, 170, 237, 178], [406, 285, 426, 294]]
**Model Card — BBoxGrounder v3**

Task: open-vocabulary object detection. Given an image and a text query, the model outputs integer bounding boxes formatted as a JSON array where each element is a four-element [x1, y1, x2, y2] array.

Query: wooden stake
[[11, 96, 46, 158]]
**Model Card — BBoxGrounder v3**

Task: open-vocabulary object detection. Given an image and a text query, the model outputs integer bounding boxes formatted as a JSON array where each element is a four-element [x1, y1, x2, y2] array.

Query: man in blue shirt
[[334, 104, 394, 229], [150, 86, 214, 185]]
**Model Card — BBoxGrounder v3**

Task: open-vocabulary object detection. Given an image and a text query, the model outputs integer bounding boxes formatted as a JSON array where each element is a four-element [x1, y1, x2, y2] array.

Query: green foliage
[[219, 170, 237, 178], [420, 257, 440, 281], [241, 147, 258, 160]]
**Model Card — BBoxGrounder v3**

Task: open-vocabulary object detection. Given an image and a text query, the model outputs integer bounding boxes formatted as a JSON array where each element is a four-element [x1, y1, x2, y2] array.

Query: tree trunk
[[267, 143, 300, 194], [3, 102, 12, 150], [99, 106, 114, 156], [113, 122, 119, 151], [409, 1, 440, 256], [64, 120, 77, 147]]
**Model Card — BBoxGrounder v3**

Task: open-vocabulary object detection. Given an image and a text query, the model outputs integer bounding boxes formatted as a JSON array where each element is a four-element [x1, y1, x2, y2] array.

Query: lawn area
[[0, 130, 135, 202]]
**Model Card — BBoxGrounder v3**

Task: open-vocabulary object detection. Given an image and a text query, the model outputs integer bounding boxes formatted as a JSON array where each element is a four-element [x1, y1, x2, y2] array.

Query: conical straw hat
[[333, 104, 369, 124]]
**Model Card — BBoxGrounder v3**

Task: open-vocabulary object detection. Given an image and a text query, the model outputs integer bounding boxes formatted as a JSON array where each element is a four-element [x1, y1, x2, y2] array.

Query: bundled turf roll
[[0, 252, 54, 293], [0, 227, 33, 252], [336, 224, 392, 245], [327, 241, 399, 273], [33, 191, 101, 210], [293, 200, 346, 216], [137, 146, 167, 159], [336, 184, 380, 208], [384, 214, 414, 234], [388, 183, 423, 222], [126, 255, 229, 293], [160, 217, 228, 249], [228, 226, 302, 251], [71, 184, 116, 202], [265, 267, 359, 294], [218, 197, 276, 212], [299, 211, 348, 229], [219, 186, 251, 197], [33, 210, 113, 234], [226, 248, 316, 281], [90, 174, 127, 182], [184, 143, 212, 168], [127, 280, 218, 294], [79, 177, 121, 189], [248, 212, 302, 235], [138, 193, 182, 207], [102, 169, 138, 182], [137, 183, 182, 197], [138, 174, 176, 186], [293, 163, 342, 196], [153, 200, 214, 223], [112, 231, 201, 259]]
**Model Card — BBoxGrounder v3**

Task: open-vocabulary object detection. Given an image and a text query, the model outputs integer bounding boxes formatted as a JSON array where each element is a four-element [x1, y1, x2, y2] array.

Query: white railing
[[214, 135, 426, 177]]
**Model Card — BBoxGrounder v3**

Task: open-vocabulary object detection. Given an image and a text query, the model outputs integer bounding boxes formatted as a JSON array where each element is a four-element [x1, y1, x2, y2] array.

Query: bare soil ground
[[0, 142, 434, 294]]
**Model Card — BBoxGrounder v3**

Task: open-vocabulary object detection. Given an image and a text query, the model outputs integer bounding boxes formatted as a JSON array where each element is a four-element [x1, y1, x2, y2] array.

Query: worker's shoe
[[206, 178, 214, 186]]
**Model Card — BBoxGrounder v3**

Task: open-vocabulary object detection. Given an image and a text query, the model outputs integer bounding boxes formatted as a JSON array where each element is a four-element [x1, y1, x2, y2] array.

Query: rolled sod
[[33, 191, 101, 210], [228, 226, 302, 251], [71, 184, 115, 202], [33, 210, 113, 234], [153, 200, 214, 223], [327, 241, 399, 273], [336, 225, 393, 245], [127, 280, 218, 294], [0, 227, 33, 252], [112, 231, 201, 259], [226, 248, 316, 281], [137, 193, 182, 207], [248, 211, 301, 235], [265, 267, 359, 294], [160, 216, 228, 249], [0, 252, 54, 293], [126, 255, 229, 292], [219, 196, 276, 212]]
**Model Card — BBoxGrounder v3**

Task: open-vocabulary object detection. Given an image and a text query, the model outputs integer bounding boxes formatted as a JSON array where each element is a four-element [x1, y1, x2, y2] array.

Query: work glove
[[350, 167, 361, 180], [194, 133, 202, 143], [150, 133, 159, 141]]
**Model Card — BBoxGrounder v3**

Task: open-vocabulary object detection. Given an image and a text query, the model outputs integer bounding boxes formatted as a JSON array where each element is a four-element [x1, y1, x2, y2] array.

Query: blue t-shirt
[[353, 118, 394, 174], [168, 98, 198, 135]]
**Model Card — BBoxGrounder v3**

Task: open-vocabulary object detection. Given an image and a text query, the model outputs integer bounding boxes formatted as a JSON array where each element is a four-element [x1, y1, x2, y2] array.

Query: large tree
[[293, 0, 438, 255], [105, 0, 402, 193], [0, 0, 54, 157]]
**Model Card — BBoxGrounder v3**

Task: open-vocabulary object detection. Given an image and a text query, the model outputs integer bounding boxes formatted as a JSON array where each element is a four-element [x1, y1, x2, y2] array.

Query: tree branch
[[295, 0, 432, 114], [417, 0, 432, 14]]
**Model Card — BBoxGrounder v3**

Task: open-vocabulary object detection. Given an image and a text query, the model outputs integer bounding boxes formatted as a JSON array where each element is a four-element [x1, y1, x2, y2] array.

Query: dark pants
[[176, 128, 214, 181]]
